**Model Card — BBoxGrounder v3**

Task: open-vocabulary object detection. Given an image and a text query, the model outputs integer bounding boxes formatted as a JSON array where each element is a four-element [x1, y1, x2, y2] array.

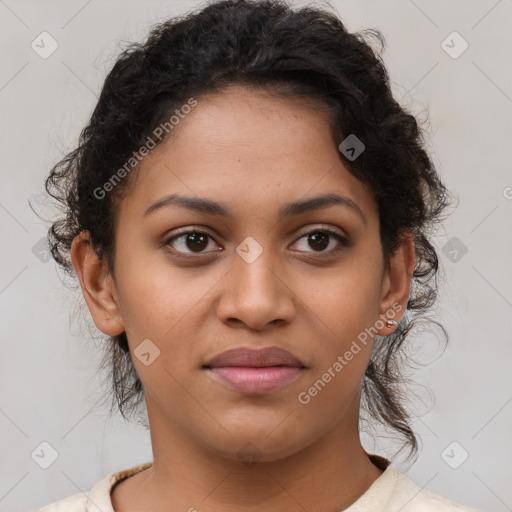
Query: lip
[[203, 346, 306, 394], [204, 346, 305, 368]]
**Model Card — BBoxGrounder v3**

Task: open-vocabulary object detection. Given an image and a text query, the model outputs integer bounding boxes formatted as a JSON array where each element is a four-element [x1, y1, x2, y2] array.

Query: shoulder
[[389, 466, 483, 511], [33, 462, 153, 512], [34, 492, 88, 512]]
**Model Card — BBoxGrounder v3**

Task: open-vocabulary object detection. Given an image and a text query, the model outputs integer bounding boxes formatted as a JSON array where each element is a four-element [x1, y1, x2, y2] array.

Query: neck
[[113, 393, 385, 512]]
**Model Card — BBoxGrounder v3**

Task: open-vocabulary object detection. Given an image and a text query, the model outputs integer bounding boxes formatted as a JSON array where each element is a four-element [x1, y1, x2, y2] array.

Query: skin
[[71, 85, 415, 512]]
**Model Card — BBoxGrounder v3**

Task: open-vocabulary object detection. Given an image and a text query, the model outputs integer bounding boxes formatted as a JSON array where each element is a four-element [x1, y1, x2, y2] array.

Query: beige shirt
[[34, 455, 482, 511]]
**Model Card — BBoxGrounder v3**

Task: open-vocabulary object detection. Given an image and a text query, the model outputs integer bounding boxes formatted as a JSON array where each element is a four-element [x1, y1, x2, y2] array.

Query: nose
[[215, 245, 296, 331]]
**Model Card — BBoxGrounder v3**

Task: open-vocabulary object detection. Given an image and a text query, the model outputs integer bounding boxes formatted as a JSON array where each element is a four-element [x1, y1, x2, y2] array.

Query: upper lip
[[203, 346, 305, 368]]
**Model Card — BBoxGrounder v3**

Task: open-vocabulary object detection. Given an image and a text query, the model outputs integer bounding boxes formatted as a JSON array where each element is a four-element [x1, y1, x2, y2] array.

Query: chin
[[202, 425, 309, 464]]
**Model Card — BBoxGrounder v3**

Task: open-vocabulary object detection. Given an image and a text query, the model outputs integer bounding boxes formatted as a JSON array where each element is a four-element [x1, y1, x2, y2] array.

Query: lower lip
[[205, 366, 303, 394]]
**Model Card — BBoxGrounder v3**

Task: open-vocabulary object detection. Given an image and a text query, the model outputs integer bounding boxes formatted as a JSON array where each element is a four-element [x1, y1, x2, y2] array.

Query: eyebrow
[[143, 192, 366, 223]]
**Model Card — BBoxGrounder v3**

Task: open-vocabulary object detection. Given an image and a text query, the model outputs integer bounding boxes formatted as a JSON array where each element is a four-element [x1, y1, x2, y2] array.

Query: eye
[[290, 226, 350, 255], [163, 228, 221, 257], [163, 225, 350, 258]]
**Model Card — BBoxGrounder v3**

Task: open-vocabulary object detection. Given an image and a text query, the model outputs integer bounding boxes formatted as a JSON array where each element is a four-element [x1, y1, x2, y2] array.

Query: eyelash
[[162, 225, 350, 258]]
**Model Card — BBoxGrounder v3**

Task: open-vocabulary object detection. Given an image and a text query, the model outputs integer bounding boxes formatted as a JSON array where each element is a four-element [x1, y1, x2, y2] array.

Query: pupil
[[184, 232, 330, 252], [187, 233, 208, 251], [309, 232, 328, 251]]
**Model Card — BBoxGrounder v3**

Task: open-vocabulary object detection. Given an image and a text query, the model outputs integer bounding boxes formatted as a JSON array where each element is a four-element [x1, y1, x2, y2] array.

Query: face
[[73, 85, 413, 463]]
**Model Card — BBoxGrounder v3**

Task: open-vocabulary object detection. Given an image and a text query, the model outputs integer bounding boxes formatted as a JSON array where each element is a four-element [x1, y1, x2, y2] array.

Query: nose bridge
[[217, 236, 294, 329]]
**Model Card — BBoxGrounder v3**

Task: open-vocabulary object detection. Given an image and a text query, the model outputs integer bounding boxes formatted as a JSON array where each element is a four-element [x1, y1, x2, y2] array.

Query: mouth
[[202, 346, 306, 394]]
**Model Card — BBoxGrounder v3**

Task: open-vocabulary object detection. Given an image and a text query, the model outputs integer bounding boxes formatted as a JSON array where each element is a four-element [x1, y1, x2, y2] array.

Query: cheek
[[112, 242, 225, 385], [296, 276, 376, 415], [295, 258, 382, 401], [113, 241, 204, 334], [305, 259, 382, 339]]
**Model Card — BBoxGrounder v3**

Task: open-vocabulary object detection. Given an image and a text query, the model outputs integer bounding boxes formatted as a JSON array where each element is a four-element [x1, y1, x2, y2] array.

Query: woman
[[37, 0, 481, 510]]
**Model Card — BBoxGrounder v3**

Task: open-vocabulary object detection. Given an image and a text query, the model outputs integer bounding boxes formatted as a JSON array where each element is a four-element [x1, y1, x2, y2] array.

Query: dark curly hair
[[43, 0, 453, 461]]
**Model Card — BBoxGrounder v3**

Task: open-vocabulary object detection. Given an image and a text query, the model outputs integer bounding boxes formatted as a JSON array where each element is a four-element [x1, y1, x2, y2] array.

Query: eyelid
[[166, 225, 217, 238], [162, 226, 222, 259], [162, 225, 221, 248], [163, 223, 350, 258], [293, 223, 347, 240], [290, 224, 350, 254], [164, 224, 347, 244]]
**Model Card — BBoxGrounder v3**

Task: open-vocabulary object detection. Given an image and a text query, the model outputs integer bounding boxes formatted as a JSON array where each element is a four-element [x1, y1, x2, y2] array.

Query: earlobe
[[70, 231, 125, 336], [379, 231, 416, 330]]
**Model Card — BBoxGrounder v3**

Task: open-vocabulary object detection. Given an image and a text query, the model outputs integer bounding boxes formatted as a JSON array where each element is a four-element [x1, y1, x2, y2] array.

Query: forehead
[[117, 85, 378, 223]]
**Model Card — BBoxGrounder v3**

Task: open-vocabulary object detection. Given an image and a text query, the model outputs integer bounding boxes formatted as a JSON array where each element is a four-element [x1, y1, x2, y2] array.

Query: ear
[[70, 230, 125, 336], [378, 230, 415, 333]]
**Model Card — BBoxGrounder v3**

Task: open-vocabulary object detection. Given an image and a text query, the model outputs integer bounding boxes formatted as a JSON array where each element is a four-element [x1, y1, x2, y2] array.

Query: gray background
[[0, 0, 510, 511]]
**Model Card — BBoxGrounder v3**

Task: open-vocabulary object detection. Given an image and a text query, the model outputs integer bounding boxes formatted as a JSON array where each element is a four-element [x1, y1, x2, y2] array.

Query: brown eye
[[307, 232, 329, 251], [291, 228, 349, 254], [164, 229, 220, 255]]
